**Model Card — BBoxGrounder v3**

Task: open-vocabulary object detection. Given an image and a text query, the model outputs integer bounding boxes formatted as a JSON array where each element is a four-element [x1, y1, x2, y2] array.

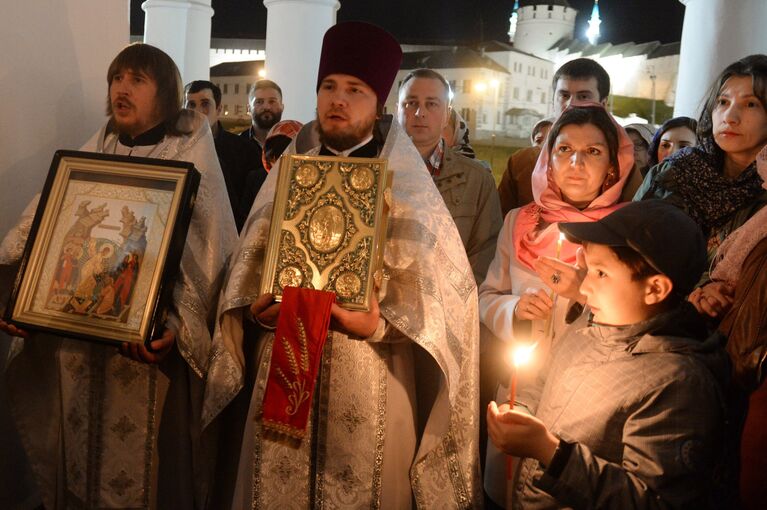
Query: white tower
[[585, 0, 601, 45], [513, 0, 577, 58], [508, 0, 520, 43]]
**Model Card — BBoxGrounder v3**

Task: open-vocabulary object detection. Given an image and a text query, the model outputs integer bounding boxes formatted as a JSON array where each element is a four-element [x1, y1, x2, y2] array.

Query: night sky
[[130, 0, 686, 46]]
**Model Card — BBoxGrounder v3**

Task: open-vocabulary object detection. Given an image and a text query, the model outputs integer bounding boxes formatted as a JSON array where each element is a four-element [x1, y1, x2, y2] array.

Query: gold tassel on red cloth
[[262, 286, 335, 438]]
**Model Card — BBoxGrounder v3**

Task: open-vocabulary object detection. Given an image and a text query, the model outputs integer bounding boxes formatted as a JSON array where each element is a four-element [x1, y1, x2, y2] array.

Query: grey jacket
[[433, 148, 503, 285], [514, 304, 727, 510]]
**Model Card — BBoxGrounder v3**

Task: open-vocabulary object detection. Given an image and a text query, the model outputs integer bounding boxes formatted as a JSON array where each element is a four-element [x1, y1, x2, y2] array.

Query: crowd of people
[[1, 20, 766, 510]]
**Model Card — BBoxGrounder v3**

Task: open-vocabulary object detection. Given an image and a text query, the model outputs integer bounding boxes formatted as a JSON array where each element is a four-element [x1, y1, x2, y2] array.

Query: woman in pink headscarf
[[480, 103, 634, 505]]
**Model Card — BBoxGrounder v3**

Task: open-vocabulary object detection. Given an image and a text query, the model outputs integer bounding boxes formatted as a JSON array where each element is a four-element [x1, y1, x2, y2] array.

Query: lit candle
[[506, 341, 537, 481], [555, 231, 565, 260], [507, 342, 537, 404]]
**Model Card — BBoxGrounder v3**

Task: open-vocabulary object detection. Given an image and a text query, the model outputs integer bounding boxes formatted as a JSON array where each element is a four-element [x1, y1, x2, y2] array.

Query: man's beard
[[253, 109, 282, 130], [316, 110, 377, 152]]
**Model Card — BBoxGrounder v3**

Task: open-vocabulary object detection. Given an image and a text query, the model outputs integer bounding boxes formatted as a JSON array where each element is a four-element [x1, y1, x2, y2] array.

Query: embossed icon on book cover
[[261, 155, 391, 311]]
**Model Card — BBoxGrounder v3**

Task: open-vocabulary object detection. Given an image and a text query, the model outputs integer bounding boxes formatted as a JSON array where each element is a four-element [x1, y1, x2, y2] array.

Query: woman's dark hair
[[648, 116, 698, 167], [546, 106, 620, 177], [105, 43, 187, 136], [698, 54, 767, 155]]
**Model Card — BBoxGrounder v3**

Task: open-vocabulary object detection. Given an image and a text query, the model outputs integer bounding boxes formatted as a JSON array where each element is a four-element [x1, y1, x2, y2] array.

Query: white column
[[142, 0, 213, 83], [675, 0, 767, 117], [0, 0, 128, 239], [264, 0, 340, 123]]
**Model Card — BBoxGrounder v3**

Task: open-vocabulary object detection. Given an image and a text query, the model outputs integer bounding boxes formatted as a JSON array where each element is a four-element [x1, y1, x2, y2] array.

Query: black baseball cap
[[559, 200, 706, 296]]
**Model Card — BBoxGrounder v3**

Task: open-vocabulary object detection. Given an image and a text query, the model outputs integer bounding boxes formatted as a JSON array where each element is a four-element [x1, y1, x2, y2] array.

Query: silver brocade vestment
[[202, 117, 482, 508], [1, 111, 237, 509]]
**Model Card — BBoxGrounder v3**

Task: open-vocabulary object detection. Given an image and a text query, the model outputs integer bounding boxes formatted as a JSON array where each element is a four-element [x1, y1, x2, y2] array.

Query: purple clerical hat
[[316, 21, 403, 104]]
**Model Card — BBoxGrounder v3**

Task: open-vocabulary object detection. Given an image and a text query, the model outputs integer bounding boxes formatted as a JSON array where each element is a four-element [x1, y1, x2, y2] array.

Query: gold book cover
[[260, 154, 391, 311]]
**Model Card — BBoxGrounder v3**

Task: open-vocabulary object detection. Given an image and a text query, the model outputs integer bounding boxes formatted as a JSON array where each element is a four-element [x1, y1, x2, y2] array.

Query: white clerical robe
[[0, 111, 236, 509], [203, 117, 482, 509]]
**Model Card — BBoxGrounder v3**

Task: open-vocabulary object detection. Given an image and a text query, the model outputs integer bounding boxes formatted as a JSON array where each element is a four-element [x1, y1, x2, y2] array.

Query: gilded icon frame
[[260, 154, 391, 311], [5, 150, 200, 347]]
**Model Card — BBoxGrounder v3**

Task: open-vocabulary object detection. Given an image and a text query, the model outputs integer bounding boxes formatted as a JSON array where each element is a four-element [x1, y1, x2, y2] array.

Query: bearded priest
[[202, 21, 481, 509]]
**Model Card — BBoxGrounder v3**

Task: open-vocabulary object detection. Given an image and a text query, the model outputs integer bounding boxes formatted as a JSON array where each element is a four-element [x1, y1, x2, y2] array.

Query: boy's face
[[579, 243, 653, 326]]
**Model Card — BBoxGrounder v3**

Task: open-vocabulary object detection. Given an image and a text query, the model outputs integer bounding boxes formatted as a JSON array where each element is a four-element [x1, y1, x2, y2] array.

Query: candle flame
[[559, 232, 566, 241], [508, 341, 538, 368]]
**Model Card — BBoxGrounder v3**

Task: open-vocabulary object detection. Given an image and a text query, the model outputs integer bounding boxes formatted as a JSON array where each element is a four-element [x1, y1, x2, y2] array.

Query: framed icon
[[5, 150, 199, 346]]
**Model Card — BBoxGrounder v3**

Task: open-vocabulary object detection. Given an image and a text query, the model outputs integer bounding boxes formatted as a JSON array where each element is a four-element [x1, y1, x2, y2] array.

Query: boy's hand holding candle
[[487, 402, 559, 466]]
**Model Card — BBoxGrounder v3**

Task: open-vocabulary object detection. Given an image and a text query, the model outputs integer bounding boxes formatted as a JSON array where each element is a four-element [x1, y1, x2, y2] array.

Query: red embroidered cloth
[[262, 286, 335, 438]]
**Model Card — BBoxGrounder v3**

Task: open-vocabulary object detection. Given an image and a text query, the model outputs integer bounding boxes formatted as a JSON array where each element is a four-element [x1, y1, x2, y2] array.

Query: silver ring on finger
[[551, 270, 562, 285]]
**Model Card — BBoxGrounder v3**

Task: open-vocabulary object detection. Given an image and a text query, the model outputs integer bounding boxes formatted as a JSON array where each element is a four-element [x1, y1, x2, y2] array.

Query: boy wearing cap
[[487, 200, 726, 509]]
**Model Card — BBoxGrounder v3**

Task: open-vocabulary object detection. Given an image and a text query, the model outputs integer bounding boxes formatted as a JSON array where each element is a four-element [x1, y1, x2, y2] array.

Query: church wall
[[0, 1, 128, 239], [649, 55, 680, 106], [675, 0, 767, 117], [498, 55, 553, 122], [213, 77, 255, 120], [549, 51, 681, 108], [210, 48, 266, 67], [384, 62, 549, 142], [601, 55, 646, 98]]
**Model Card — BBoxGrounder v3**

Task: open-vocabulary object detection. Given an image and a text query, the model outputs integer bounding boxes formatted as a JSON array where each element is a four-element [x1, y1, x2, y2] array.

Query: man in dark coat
[[184, 80, 265, 231]]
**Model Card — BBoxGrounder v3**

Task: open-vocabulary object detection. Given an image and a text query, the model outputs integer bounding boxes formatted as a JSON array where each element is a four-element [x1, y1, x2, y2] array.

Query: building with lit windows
[[198, 0, 682, 142]]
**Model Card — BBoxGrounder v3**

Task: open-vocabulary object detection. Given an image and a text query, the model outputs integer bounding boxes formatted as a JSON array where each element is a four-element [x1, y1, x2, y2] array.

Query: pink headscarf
[[512, 103, 635, 271]]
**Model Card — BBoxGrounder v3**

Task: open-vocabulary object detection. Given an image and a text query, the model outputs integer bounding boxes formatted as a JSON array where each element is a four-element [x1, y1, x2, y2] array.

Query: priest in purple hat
[[203, 21, 481, 509]]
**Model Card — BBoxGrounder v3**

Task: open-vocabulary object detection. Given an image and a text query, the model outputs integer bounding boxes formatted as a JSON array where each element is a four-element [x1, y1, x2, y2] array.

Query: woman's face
[[657, 126, 697, 162], [712, 75, 767, 161], [551, 123, 613, 209]]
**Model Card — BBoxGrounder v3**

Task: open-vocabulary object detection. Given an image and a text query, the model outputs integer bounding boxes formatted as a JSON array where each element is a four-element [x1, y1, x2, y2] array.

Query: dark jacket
[[514, 304, 727, 510], [214, 124, 264, 231], [498, 146, 540, 217]]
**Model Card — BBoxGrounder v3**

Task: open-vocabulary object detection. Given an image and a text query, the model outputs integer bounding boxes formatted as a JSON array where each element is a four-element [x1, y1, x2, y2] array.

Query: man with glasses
[[398, 68, 502, 284]]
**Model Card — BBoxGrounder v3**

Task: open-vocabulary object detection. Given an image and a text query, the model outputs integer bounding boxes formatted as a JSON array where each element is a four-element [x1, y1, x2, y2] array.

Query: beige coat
[[433, 149, 503, 285]]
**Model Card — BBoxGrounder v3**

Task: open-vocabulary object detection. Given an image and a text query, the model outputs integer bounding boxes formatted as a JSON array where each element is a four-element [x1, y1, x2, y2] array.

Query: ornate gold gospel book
[[260, 154, 391, 311]]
